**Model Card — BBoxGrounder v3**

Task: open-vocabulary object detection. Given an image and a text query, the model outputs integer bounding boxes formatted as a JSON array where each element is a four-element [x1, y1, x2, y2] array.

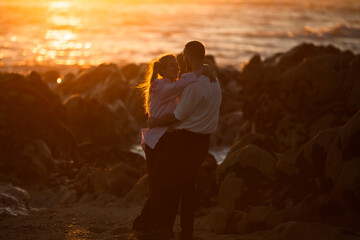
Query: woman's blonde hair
[[138, 53, 177, 115]]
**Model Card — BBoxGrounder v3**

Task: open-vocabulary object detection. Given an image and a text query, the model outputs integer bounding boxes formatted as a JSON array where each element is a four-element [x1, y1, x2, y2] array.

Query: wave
[[244, 22, 360, 39]]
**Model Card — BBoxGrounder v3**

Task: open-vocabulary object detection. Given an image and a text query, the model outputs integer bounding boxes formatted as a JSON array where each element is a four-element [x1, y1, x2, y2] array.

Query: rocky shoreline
[[1, 42, 360, 239]]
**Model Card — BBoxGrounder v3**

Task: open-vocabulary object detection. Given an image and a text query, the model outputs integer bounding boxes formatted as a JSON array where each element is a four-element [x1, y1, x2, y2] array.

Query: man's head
[[183, 41, 205, 71]]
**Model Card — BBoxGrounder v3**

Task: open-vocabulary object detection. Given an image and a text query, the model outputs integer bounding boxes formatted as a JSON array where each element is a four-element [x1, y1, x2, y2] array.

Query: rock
[[90, 162, 141, 198], [227, 133, 278, 157], [332, 158, 360, 215], [64, 95, 136, 148], [196, 153, 218, 207], [106, 162, 141, 198], [327, 111, 360, 183], [277, 43, 340, 69], [43, 70, 61, 84], [345, 55, 360, 114], [42, 70, 61, 90], [56, 63, 146, 125], [74, 150, 146, 200], [238, 44, 358, 157], [0, 184, 31, 216], [0, 72, 76, 157], [218, 144, 278, 210], [219, 144, 277, 182], [214, 111, 244, 146], [339, 110, 360, 160], [235, 205, 277, 233], [121, 63, 140, 81], [295, 127, 340, 180], [218, 173, 246, 210], [268, 221, 360, 240], [123, 174, 149, 204], [275, 153, 299, 178], [197, 207, 234, 234]]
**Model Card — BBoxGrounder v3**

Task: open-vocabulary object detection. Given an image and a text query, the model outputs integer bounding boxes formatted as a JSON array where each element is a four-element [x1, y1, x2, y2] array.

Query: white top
[[174, 75, 222, 134], [141, 73, 198, 149]]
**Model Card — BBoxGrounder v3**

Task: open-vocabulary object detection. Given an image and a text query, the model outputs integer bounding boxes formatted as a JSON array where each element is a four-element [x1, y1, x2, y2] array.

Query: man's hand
[[203, 64, 217, 82]]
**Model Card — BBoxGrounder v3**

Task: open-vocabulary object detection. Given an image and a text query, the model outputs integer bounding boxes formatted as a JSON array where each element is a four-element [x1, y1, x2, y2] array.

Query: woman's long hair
[[138, 53, 176, 115]]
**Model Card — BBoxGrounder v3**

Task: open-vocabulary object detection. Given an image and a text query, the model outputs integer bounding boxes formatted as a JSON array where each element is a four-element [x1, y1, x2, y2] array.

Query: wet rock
[[0, 184, 31, 216]]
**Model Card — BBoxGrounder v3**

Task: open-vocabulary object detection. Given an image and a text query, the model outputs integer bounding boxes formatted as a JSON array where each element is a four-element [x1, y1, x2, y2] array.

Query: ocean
[[1, 0, 360, 71]]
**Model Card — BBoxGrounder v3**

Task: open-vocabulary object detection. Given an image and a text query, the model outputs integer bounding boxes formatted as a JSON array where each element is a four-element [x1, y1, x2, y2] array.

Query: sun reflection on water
[[32, 0, 91, 66]]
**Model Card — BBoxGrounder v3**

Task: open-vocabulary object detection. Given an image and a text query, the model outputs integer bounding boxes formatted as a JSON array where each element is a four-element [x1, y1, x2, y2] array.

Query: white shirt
[[174, 75, 222, 134], [141, 73, 197, 149]]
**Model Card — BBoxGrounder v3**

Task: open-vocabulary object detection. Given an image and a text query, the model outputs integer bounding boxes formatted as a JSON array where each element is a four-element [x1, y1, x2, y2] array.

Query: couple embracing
[[133, 41, 222, 240]]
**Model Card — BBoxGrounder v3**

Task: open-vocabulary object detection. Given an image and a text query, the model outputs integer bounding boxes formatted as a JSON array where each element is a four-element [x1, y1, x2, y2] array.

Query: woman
[[133, 53, 215, 239]]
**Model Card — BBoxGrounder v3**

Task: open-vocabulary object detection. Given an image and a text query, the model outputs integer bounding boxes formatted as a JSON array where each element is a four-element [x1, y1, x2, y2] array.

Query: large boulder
[[326, 111, 360, 216], [218, 144, 278, 210], [73, 150, 146, 200], [64, 95, 136, 148], [123, 174, 149, 204], [56, 63, 146, 124], [239, 43, 359, 156], [0, 72, 75, 186]]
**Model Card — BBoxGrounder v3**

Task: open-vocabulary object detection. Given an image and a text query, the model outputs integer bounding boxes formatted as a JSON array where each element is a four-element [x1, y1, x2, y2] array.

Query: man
[[148, 41, 222, 240]]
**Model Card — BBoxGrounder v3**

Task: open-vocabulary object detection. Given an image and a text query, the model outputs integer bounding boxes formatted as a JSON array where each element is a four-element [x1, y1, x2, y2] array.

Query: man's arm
[[148, 113, 180, 128]]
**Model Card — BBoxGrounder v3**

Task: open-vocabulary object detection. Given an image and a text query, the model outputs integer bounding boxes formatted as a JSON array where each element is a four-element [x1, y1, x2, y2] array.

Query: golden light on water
[[49, 1, 71, 9], [65, 218, 90, 240], [32, 0, 91, 66]]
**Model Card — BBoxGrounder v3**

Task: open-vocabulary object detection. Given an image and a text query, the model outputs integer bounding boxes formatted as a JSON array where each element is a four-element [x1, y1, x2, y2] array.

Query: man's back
[[174, 75, 222, 134]]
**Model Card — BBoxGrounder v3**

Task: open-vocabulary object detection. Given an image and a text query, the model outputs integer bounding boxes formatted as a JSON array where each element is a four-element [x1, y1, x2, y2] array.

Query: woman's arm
[[156, 72, 199, 103], [147, 113, 180, 128]]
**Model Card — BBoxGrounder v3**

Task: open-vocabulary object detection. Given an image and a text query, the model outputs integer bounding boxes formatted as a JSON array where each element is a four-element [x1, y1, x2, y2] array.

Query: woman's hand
[[203, 64, 217, 82]]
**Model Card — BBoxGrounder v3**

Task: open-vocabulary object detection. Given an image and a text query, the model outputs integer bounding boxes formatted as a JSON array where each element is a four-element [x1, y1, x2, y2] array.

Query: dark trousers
[[134, 130, 210, 238], [132, 134, 168, 233]]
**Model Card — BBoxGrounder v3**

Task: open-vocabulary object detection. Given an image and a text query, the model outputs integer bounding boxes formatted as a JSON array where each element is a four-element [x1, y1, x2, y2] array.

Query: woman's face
[[162, 57, 179, 81]]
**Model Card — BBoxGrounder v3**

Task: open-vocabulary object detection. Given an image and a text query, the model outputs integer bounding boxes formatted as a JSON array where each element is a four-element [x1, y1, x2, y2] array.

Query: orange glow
[[30, 0, 91, 66]]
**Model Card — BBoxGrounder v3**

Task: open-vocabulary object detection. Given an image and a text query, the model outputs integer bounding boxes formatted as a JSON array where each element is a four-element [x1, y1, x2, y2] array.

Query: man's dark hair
[[184, 41, 205, 61]]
